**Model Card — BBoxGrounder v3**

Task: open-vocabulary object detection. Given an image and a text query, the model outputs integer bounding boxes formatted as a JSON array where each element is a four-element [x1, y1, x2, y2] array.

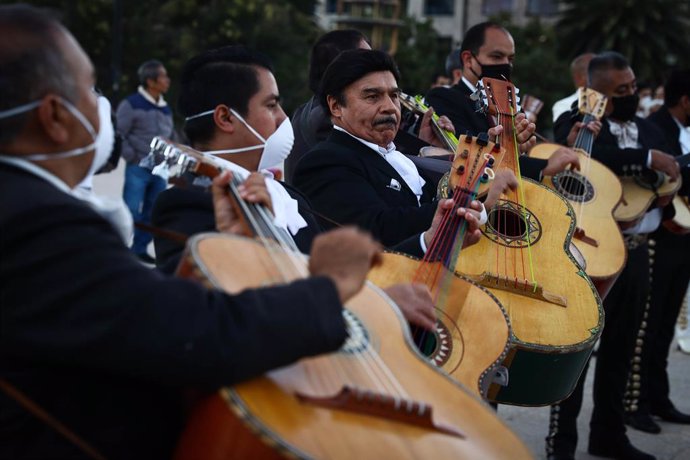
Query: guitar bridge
[[574, 227, 599, 247], [295, 386, 464, 438], [465, 272, 568, 308]]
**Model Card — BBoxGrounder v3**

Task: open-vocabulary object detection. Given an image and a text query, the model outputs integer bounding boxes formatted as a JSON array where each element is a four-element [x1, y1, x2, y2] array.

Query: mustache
[[373, 116, 398, 127]]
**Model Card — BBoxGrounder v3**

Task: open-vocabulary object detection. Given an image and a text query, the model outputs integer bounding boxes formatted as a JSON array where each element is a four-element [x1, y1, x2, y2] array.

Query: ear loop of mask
[[185, 106, 267, 155], [0, 98, 98, 161], [0, 100, 42, 119]]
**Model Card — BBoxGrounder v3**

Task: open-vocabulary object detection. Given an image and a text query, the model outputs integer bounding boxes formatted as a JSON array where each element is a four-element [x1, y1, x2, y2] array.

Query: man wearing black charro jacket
[[623, 68, 690, 435], [545, 52, 680, 460], [425, 21, 581, 182]]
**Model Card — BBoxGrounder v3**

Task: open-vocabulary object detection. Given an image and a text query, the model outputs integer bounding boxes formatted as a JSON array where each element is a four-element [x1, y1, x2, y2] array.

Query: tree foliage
[[394, 16, 447, 96], [556, 0, 690, 83], [506, 17, 571, 134], [3, 0, 321, 116]]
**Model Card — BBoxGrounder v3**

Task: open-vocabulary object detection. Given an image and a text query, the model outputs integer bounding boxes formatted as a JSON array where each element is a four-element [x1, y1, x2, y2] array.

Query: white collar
[[0, 155, 72, 193], [200, 153, 307, 236], [333, 125, 396, 155], [462, 76, 477, 92], [138, 86, 167, 107]]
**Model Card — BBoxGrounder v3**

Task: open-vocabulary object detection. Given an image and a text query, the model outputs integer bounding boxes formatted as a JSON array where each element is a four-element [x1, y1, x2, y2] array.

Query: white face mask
[[0, 95, 115, 183], [186, 107, 294, 171]]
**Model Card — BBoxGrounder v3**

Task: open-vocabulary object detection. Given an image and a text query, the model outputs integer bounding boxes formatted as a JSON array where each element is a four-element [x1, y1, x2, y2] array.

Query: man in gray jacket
[[117, 60, 173, 262]]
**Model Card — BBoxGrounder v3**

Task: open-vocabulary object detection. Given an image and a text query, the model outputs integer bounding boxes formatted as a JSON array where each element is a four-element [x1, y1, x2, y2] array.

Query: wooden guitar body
[[614, 171, 680, 224], [367, 252, 511, 398], [663, 195, 690, 234], [453, 179, 603, 406], [174, 234, 532, 460], [530, 143, 626, 298]]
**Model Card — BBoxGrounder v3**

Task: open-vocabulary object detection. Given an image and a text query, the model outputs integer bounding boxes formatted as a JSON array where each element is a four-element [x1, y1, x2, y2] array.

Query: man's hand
[[650, 149, 680, 181], [424, 199, 483, 249], [383, 283, 436, 331], [212, 171, 273, 234], [566, 120, 602, 147], [485, 170, 519, 209], [542, 147, 581, 177], [309, 227, 382, 303], [487, 113, 536, 154], [418, 107, 455, 147]]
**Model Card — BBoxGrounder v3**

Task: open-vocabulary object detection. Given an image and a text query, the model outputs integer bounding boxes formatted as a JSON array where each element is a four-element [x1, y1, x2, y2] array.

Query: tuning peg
[[477, 132, 489, 146]]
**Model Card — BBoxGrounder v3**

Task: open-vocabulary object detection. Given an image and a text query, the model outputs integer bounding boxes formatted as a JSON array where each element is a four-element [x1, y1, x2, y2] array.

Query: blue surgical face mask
[[185, 107, 294, 171]]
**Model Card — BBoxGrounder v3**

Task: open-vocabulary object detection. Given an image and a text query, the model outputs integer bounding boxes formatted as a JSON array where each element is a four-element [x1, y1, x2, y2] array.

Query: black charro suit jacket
[[152, 181, 322, 274], [426, 82, 547, 180], [648, 106, 690, 197], [554, 112, 670, 176], [426, 82, 490, 137], [0, 162, 346, 459], [152, 177, 426, 273], [292, 129, 438, 248]]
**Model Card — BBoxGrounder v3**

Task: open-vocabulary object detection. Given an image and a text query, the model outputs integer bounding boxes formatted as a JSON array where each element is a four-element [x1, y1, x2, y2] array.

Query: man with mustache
[[292, 49, 519, 248]]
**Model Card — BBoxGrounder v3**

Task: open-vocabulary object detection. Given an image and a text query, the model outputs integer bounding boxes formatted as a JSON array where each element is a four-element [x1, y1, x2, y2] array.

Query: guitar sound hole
[[552, 172, 595, 202], [488, 208, 527, 239], [415, 331, 438, 357]]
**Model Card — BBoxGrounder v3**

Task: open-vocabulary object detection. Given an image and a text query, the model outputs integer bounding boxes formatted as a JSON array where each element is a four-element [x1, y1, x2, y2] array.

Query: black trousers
[[546, 242, 650, 455], [629, 228, 690, 415]]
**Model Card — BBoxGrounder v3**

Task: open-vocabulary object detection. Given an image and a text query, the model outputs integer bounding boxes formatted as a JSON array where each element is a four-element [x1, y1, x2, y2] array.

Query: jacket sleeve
[[0, 202, 347, 387], [293, 148, 437, 248], [115, 99, 136, 163], [151, 186, 216, 274]]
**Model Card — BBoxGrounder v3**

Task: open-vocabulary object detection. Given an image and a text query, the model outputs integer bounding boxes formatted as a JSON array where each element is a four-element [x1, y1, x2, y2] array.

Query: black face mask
[[471, 54, 513, 81], [609, 93, 639, 122]]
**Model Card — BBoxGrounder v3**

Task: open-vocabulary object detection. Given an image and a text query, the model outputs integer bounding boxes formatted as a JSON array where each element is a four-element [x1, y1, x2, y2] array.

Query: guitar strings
[[226, 168, 411, 400]]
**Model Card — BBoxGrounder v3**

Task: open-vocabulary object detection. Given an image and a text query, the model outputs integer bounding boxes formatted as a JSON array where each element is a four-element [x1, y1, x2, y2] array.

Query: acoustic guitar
[[449, 79, 603, 406], [529, 88, 626, 298], [146, 138, 532, 460], [664, 195, 690, 234], [368, 134, 512, 399], [612, 137, 681, 224]]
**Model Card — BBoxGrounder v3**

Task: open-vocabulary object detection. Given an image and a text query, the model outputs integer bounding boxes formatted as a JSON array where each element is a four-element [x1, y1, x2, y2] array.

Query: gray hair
[[0, 4, 78, 144], [138, 60, 164, 88]]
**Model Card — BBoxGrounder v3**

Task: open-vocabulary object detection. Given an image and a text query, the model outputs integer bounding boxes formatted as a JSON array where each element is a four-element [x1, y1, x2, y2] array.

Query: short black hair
[[588, 51, 630, 89], [663, 68, 690, 107], [138, 60, 164, 88], [178, 45, 274, 146], [445, 48, 462, 76], [0, 4, 77, 144], [318, 49, 401, 115], [308, 29, 368, 94], [460, 22, 507, 56]]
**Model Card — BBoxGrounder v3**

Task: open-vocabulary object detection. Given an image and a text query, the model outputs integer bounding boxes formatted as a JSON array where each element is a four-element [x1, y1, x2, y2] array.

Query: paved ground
[[94, 161, 690, 459], [499, 347, 690, 459]]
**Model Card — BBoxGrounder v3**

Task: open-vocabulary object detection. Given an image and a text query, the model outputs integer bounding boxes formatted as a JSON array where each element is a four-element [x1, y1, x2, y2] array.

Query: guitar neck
[[431, 117, 459, 152], [573, 113, 596, 156]]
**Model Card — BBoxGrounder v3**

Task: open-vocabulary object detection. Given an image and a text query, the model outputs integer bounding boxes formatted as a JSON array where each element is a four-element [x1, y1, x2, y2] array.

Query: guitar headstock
[[148, 137, 222, 186], [442, 133, 504, 200], [476, 77, 522, 118], [577, 87, 607, 120], [522, 94, 544, 117], [399, 92, 433, 117]]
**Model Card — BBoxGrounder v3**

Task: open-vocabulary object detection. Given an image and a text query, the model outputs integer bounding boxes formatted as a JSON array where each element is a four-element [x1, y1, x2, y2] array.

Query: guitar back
[[175, 234, 532, 459], [614, 173, 681, 223], [663, 195, 690, 234]]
